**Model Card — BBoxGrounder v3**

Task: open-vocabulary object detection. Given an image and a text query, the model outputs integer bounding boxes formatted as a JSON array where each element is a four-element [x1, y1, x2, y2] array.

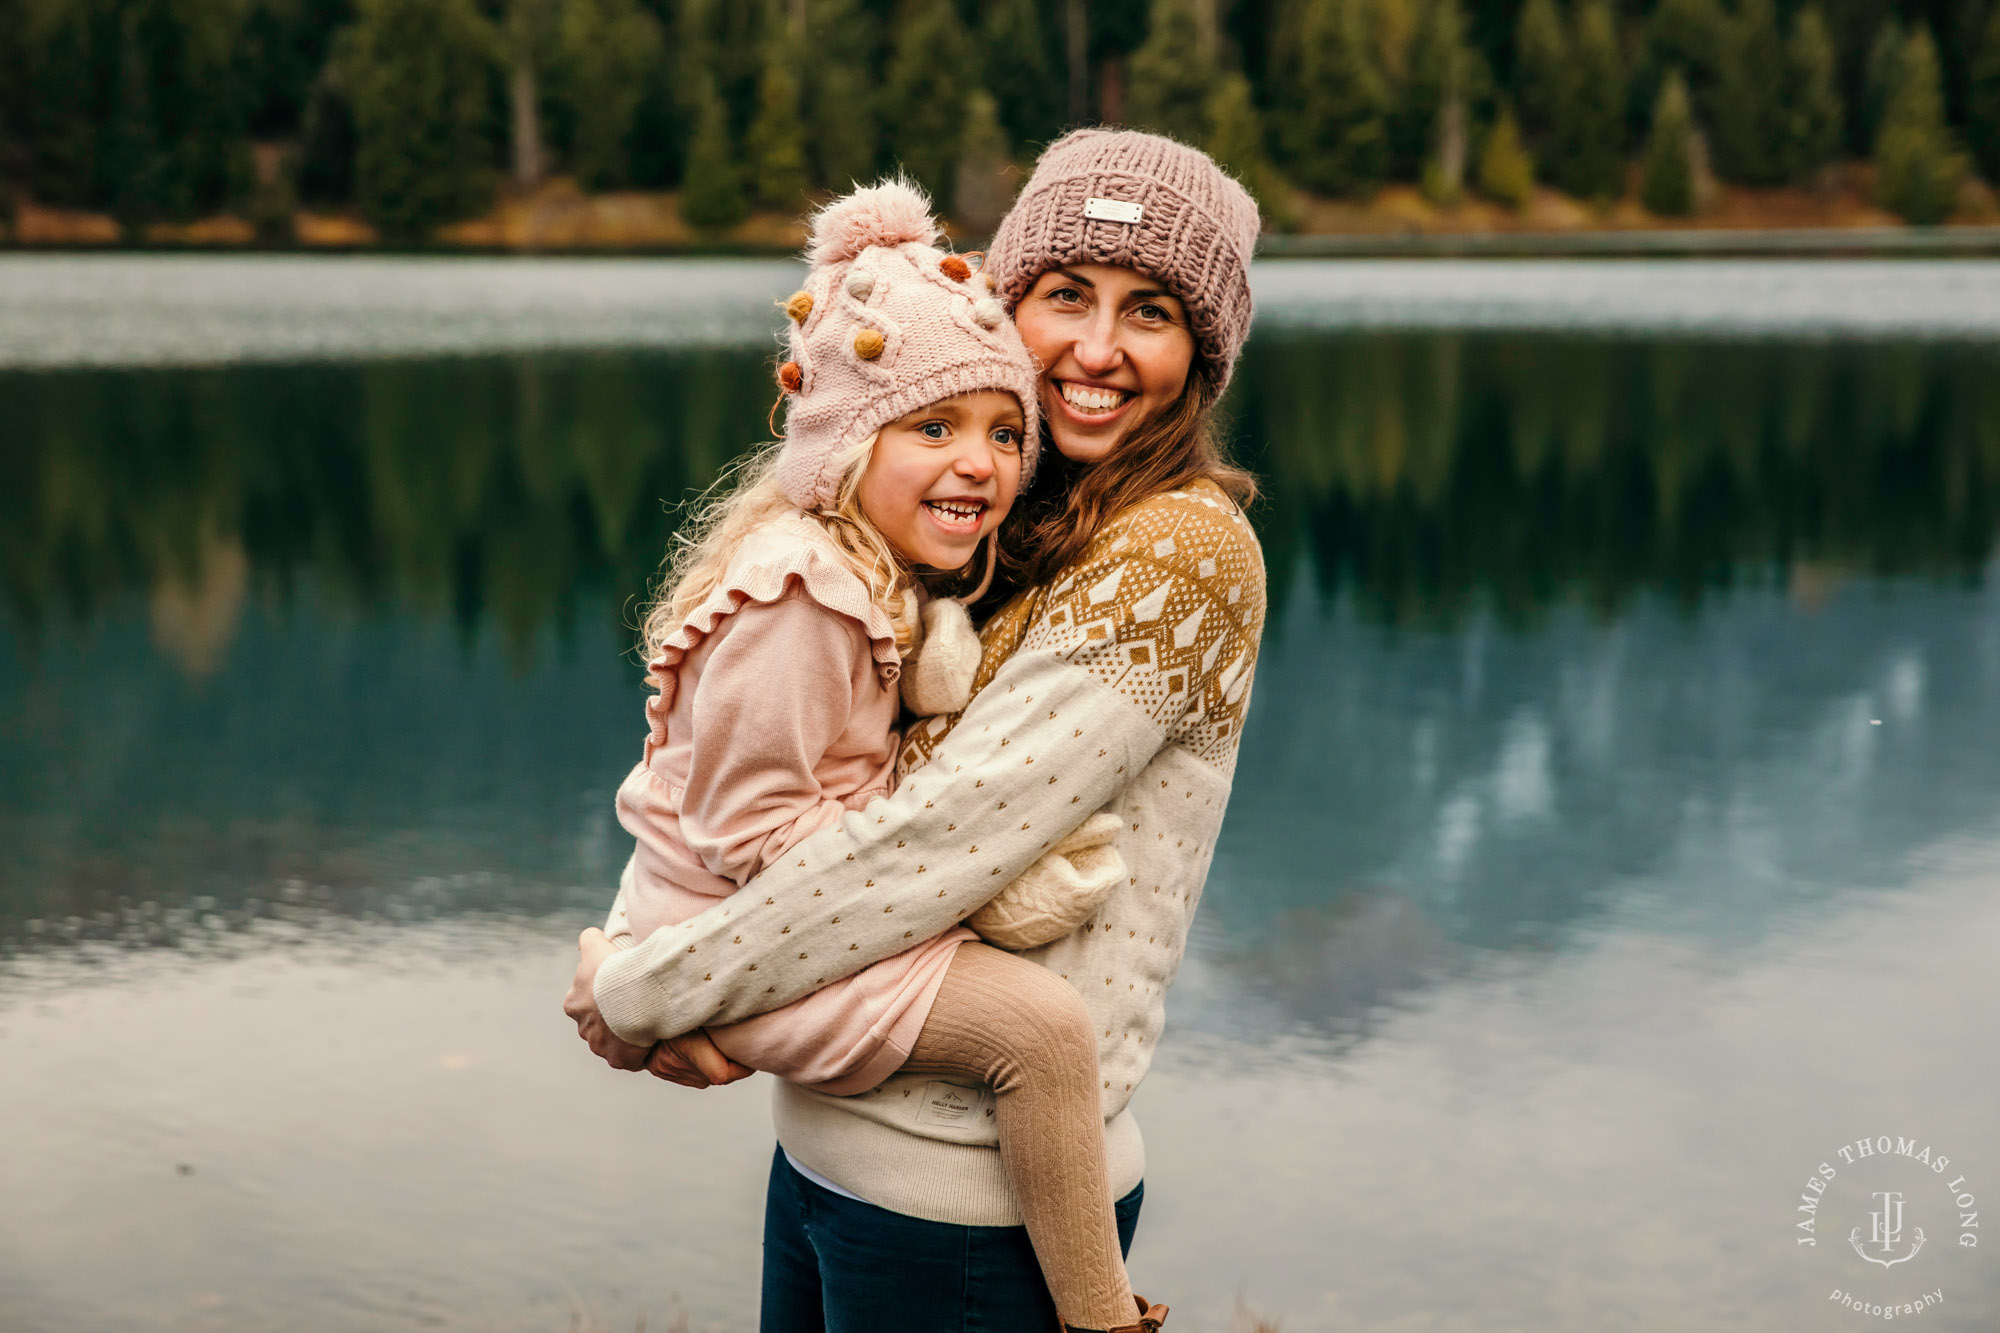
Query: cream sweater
[[595, 480, 1267, 1225]]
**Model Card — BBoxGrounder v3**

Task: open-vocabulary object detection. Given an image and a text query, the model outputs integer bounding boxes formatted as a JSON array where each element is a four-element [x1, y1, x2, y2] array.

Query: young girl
[[600, 180, 1161, 1333]]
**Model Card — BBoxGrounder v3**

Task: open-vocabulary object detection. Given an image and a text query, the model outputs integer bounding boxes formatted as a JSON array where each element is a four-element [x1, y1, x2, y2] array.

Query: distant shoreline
[[9, 170, 2000, 262], [11, 226, 2000, 262]]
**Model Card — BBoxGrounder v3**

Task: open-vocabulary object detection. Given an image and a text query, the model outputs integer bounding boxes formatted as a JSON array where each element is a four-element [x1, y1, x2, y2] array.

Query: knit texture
[[593, 479, 1266, 1226], [986, 129, 1261, 391], [962, 812, 1125, 950], [777, 179, 1043, 511], [904, 941, 1136, 1329]]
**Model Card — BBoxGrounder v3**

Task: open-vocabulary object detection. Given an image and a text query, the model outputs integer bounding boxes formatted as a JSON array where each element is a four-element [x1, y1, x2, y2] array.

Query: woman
[[564, 128, 1266, 1333]]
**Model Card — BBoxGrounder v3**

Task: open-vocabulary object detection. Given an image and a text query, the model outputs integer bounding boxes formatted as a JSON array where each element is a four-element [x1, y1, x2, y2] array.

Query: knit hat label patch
[[1083, 197, 1145, 225]]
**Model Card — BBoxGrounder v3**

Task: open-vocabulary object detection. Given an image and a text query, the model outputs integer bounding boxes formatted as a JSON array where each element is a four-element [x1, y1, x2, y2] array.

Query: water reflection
[[5, 326, 2000, 1330]]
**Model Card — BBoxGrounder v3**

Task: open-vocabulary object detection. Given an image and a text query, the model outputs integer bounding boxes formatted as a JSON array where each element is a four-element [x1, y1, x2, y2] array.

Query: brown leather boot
[[1063, 1294, 1168, 1333]]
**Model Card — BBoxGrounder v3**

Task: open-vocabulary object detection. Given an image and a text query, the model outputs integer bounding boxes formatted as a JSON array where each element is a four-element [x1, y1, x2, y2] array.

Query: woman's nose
[[1072, 311, 1124, 377]]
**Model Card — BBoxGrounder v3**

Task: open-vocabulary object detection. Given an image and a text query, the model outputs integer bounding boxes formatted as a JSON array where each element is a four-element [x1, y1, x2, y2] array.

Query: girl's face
[[1011, 263, 1197, 465], [857, 389, 1025, 571]]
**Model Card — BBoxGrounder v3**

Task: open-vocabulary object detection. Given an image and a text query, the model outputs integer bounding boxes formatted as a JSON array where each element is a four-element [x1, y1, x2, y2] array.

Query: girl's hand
[[564, 928, 652, 1071]]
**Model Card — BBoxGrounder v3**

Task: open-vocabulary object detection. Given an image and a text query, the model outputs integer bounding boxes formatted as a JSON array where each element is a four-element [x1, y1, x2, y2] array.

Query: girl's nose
[[952, 443, 996, 482]]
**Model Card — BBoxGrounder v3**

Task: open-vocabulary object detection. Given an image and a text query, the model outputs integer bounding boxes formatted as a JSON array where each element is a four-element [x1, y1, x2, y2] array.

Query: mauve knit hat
[[773, 178, 1042, 513], [985, 128, 1261, 391]]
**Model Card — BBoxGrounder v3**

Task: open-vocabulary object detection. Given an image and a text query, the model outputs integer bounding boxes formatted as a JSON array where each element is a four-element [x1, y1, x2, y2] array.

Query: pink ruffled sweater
[[614, 513, 972, 1095]]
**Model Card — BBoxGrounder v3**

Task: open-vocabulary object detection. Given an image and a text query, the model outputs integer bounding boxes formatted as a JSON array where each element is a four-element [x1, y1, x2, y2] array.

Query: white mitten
[[901, 595, 982, 716], [966, 812, 1127, 950]]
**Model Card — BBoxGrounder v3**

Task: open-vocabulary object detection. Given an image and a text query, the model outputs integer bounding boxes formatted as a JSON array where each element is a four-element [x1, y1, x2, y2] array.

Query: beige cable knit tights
[[903, 941, 1138, 1331]]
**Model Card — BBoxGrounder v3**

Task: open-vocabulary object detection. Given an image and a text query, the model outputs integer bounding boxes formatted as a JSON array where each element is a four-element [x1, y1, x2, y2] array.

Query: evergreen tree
[[1970, 2, 2000, 184], [1128, 0, 1220, 144], [1711, 0, 1783, 184], [1641, 68, 1697, 214], [1204, 69, 1288, 218], [1562, 0, 1625, 200], [982, 0, 1064, 154], [680, 74, 748, 229], [25, 0, 101, 208], [1512, 0, 1573, 158], [1393, 0, 1473, 182], [953, 88, 1012, 231], [348, 0, 499, 238], [1862, 17, 1904, 150], [879, 0, 974, 209], [802, 0, 879, 189], [102, 8, 168, 224], [744, 39, 808, 210], [1287, 0, 1390, 195], [1778, 6, 1842, 185], [1875, 26, 1965, 224], [298, 29, 359, 206], [1476, 103, 1534, 208], [504, 0, 557, 189], [561, 0, 665, 192], [1639, 0, 1725, 140]]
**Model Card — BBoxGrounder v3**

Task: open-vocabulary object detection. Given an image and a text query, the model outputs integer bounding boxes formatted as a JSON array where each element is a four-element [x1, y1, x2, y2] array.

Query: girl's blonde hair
[[640, 435, 920, 670]]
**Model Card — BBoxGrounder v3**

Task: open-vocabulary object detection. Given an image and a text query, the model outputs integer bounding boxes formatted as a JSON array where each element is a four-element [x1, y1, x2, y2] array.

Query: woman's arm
[[590, 517, 1259, 1044]]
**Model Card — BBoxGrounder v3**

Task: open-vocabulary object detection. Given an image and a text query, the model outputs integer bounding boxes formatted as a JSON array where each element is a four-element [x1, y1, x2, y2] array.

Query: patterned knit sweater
[[593, 478, 1267, 1225]]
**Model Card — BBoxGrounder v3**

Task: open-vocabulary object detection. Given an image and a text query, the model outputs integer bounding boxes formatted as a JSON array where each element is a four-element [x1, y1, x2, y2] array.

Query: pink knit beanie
[[773, 178, 1042, 512], [985, 128, 1261, 391]]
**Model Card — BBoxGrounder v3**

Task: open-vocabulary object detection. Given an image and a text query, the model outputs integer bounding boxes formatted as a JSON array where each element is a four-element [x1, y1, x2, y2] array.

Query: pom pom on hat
[[807, 177, 942, 266]]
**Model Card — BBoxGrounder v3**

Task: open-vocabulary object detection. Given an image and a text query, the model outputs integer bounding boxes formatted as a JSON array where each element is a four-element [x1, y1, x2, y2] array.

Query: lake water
[[3, 256, 1998, 1332]]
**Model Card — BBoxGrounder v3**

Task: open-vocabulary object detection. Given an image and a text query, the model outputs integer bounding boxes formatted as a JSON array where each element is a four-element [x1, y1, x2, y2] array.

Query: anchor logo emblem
[[1849, 1191, 1927, 1269]]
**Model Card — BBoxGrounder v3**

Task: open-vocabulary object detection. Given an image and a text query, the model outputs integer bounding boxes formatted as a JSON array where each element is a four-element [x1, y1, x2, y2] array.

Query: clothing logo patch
[[912, 1080, 992, 1130], [1083, 197, 1143, 225]]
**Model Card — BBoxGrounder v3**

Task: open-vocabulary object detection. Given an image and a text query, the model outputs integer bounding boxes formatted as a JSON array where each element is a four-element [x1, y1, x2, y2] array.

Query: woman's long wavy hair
[[989, 361, 1257, 599], [638, 433, 920, 667]]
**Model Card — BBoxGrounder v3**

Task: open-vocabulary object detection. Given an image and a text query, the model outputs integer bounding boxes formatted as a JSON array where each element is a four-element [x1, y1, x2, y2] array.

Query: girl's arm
[[676, 596, 869, 887], [591, 508, 1260, 1044]]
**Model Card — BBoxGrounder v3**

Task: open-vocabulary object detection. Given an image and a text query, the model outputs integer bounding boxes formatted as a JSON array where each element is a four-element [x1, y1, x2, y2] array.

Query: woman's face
[[1011, 263, 1197, 464], [857, 389, 1025, 571]]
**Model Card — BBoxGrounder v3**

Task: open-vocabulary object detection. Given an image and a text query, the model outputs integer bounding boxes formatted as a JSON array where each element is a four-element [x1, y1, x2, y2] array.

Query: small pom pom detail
[[808, 177, 941, 265], [972, 297, 1004, 329], [853, 329, 885, 360], [777, 361, 803, 392], [939, 255, 971, 282], [846, 270, 875, 300], [784, 291, 813, 322]]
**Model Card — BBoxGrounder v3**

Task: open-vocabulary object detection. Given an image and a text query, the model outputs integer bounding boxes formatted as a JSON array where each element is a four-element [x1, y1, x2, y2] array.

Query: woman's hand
[[564, 928, 653, 1071], [643, 1032, 756, 1089], [564, 928, 755, 1087]]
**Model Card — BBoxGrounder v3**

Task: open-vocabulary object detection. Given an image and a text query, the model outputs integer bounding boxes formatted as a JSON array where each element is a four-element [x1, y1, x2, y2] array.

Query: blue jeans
[[759, 1144, 1144, 1332]]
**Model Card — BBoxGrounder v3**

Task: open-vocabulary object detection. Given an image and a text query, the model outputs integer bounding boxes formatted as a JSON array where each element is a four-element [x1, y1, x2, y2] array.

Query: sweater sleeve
[[591, 524, 1258, 1043], [677, 596, 864, 887]]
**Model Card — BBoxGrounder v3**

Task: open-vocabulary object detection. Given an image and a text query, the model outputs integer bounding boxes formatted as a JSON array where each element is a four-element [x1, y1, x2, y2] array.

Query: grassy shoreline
[[7, 167, 2000, 260]]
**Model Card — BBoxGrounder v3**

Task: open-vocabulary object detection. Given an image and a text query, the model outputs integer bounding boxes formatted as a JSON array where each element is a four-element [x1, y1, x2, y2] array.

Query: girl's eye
[[991, 427, 1020, 449], [918, 421, 949, 440]]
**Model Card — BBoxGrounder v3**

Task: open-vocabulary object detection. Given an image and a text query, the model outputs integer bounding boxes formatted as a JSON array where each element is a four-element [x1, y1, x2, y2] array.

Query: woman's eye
[[1049, 287, 1083, 305], [1135, 303, 1170, 322]]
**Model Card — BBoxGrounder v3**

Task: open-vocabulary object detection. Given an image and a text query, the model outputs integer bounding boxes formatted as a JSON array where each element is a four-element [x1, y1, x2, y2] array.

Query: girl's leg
[[903, 941, 1139, 1331]]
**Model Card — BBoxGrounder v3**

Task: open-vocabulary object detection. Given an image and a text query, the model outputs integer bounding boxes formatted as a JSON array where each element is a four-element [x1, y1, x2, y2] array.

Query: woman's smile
[[1052, 379, 1137, 424]]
